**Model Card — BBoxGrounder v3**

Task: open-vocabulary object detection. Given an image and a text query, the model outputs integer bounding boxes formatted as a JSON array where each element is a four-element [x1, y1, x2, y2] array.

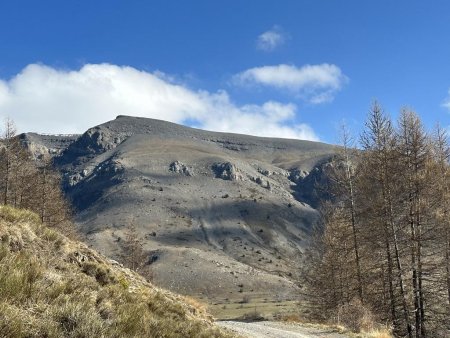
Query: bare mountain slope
[[25, 116, 337, 312]]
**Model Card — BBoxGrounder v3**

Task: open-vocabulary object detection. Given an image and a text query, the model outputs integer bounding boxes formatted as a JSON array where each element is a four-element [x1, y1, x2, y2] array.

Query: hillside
[[0, 205, 233, 338], [21, 116, 338, 315]]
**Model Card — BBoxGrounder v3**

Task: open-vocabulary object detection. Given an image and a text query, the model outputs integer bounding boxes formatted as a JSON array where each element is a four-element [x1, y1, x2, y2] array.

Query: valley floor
[[217, 321, 349, 338]]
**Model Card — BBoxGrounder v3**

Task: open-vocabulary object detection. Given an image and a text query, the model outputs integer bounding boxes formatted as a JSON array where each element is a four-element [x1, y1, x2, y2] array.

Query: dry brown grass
[[0, 205, 235, 338], [275, 309, 393, 338], [183, 295, 210, 317], [334, 299, 393, 338], [279, 313, 305, 323], [334, 300, 393, 338], [359, 329, 393, 338]]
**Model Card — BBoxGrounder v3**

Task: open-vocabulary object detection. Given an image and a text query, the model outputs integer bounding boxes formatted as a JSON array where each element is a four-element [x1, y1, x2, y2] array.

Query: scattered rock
[[169, 161, 193, 176], [249, 175, 271, 190], [257, 168, 272, 176]]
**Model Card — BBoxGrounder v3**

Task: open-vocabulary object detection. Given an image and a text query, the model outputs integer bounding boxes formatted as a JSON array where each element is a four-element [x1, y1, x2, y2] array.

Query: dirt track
[[217, 321, 349, 338]]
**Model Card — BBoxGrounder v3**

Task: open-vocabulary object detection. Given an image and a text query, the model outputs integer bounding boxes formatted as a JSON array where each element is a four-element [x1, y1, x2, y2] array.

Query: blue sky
[[1, 0, 449, 143]]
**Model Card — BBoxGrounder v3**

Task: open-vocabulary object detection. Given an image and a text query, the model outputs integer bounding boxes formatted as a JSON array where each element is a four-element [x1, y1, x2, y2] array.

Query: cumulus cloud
[[256, 26, 286, 51], [233, 63, 348, 103], [198, 96, 316, 140], [0, 63, 319, 141]]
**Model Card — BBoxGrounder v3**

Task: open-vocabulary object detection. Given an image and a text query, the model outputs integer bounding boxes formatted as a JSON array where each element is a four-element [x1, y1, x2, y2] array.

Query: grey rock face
[[18, 133, 79, 161], [169, 161, 193, 176], [287, 168, 309, 184], [212, 162, 243, 181], [292, 161, 334, 208]]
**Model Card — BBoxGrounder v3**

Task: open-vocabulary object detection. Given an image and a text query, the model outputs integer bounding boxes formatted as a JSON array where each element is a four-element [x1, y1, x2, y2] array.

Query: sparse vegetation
[[0, 205, 234, 338]]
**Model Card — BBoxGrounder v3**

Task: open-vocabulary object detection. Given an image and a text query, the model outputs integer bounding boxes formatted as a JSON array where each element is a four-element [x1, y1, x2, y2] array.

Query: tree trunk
[[446, 228, 450, 307]]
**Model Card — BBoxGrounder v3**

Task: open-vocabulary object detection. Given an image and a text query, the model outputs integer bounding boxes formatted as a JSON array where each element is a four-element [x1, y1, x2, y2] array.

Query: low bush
[[333, 298, 392, 337], [238, 311, 265, 322]]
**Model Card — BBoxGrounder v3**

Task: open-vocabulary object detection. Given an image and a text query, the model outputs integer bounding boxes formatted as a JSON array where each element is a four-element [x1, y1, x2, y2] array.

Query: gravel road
[[217, 321, 349, 338]]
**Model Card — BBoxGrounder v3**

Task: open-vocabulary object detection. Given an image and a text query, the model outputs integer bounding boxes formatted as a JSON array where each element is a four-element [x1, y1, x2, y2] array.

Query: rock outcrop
[[169, 161, 193, 176], [212, 162, 243, 181], [19, 132, 79, 161]]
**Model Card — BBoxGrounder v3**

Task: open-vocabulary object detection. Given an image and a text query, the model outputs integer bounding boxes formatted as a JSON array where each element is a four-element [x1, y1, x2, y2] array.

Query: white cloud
[[256, 26, 286, 51], [0, 63, 319, 141], [198, 97, 317, 140], [233, 63, 348, 103]]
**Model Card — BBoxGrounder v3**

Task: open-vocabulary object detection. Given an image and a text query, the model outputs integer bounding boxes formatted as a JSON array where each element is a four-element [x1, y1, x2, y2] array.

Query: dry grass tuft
[[0, 206, 234, 338], [363, 329, 393, 338], [183, 295, 210, 317], [279, 313, 306, 323]]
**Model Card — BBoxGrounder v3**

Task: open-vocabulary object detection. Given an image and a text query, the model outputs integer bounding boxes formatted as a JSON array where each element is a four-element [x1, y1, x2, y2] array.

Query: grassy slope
[[0, 206, 235, 338]]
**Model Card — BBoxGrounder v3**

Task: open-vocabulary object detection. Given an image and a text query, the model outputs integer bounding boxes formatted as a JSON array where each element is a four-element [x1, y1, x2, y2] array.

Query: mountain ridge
[[20, 115, 338, 318]]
